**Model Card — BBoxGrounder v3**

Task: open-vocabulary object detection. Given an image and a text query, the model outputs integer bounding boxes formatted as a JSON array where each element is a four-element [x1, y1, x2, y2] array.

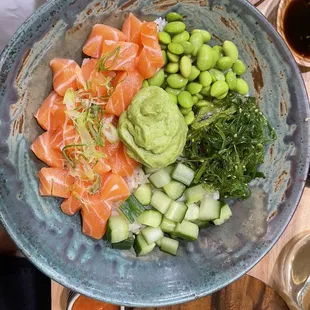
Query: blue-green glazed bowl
[[0, 0, 309, 307]]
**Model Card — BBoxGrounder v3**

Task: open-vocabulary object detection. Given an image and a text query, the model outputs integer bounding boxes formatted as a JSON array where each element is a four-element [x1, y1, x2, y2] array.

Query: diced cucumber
[[137, 210, 162, 227], [119, 195, 145, 223], [141, 227, 164, 244], [160, 237, 179, 256], [199, 197, 221, 221], [213, 203, 232, 225], [174, 220, 199, 241], [106, 216, 129, 244], [163, 165, 174, 175], [160, 217, 176, 233], [155, 238, 163, 247], [150, 190, 172, 214], [184, 203, 199, 221], [134, 184, 152, 206], [184, 184, 207, 204], [171, 163, 195, 186], [149, 168, 171, 188], [112, 232, 135, 250], [192, 219, 210, 229], [144, 166, 159, 174], [134, 234, 156, 256], [163, 180, 186, 200], [165, 201, 188, 223]]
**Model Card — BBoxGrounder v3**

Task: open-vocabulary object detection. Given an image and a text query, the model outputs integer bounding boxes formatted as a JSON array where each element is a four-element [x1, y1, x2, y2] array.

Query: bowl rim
[[0, 0, 309, 307]]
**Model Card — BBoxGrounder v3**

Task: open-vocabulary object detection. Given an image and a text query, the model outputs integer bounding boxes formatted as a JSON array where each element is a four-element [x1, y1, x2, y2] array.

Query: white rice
[[154, 17, 167, 32], [126, 166, 149, 192]]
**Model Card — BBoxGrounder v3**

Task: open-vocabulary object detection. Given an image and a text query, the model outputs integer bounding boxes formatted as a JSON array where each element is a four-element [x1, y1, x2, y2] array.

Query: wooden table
[[50, 0, 310, 309]]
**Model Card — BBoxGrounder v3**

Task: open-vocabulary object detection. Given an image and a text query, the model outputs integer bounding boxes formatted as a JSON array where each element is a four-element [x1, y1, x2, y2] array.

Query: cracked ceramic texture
[[0, 0, 309, 307]]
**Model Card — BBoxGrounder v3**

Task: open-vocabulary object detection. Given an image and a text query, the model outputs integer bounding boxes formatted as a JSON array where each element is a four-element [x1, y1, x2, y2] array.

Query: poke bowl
[[0, 0, 309, 307]]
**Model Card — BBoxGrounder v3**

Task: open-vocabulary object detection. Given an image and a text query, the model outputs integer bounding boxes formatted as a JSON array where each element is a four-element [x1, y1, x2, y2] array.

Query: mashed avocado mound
[[118, 86, 188, 168]]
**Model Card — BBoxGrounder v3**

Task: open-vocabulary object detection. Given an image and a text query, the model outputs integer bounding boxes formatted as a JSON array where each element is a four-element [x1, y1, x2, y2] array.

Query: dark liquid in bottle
[[283, 0, 310, 58]]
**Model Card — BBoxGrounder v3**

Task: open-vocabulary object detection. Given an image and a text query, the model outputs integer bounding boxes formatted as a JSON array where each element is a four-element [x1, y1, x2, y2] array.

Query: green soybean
[[211, 50, 220, 68], [213, 45, 223, 56], [168, 93, 178, 104], [210, 80, 229, 97], [162, 50, 168, 65], [148, 69, 165, 87], [192, 29, 211, 43], [236, 78, 249, 95], [196, 93, 203, 99], [184, 111, 195, 125], [195, 100, 211, 108], [180, 41, 194, 55], [178, 91, 194, 108], [232, 60, 246, 75], [168, 42, 184, 55], [142, 80, 149, 88], [199, 71, 212, 87], [166, 62, 179, 73], [187, 82, 203, 95], [167, 51, 180, 62], [200, 86, 211, 96], [192, 95, 199, 104], [167, 74, 188, 88], [189, 32, 204, 56], [166, 12, 183, 22], [180, 107, 192, 115], [217, 56, 234, 71], [188, 65, 200, 81], [223, 40, 239, 63], [172, 31, 190, 43], [209, 69, 225, 82], [225, 71, 237, 90], [216, 91, 228, 99], [197, 45, 214, 71], [164, 21, 186, 34], [165, 87, 182, 96], [158, 31, 171, 45], [180, 56, 192, 78]]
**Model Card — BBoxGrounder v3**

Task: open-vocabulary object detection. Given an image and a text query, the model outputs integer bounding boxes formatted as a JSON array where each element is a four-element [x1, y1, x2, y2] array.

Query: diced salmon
[[137, 48, 160, 79], [35, 92, 68, 131], [38, 167, 74, 198], [61, 194, 82, 216], [100, 40, 139, 71], [50, 59, 85, 96], [93, 158, 111, 175], [106, 69, 143, 116], [101, 173, 130, 202], [31, 132, 65, 168], [83, 24, 127, 59], [122, 13, 143, 46]]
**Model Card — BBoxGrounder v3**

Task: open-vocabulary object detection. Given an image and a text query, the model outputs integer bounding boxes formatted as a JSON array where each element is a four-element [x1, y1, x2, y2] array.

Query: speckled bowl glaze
[[0, 0, 309, 307]]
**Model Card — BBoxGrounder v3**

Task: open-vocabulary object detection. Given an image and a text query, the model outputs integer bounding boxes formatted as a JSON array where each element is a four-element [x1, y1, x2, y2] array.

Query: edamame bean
[[167, 51, 180, 62], [158, 31, 172, 45], [195, 100, 212, 108], [172, 31, 190, 43], [168, 93, 178, 104], [209, 69, 225, 82], [178, 91, 194, 108], [223, 40, 239, 63], [232, 60, 246, 75], [225, 71, 237, 90], [217, 56, 234, 71], [189, 32, 204, 56], [199, 71, 212, 87], [166, 62, 179, 73], [197, 45, 214, 71], [196, 93, 203, 99], [164, 22, 186, 34], [148, 69, 165, 87], [200, 86, 211, 96], [167, 74, 189, 88], [168, 42, 184, 55], [180, 56, 192, 78], [213, 45, 223, 56], [142, 80, 149, 88], [162, 50, 168, 65], [188, 65, 200, 81], [165, 87, 182, 96], [211, 50, 220, 68], [184, 111, 195, 125], [216, 92, 228, 99], [192, 29, 211, 43], [210, 81, 229, 97], [166, 12, 183, 22], [180, 107, 192, 115], [236, 78, 249, 95], [192, 95, 199, 104], [187, 82, 203, 95], [180, 41, 194, 55]]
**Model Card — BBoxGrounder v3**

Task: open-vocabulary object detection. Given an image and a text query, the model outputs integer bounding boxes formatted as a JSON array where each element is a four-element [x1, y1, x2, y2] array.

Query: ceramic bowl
[[0, 0, 309, 307]]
